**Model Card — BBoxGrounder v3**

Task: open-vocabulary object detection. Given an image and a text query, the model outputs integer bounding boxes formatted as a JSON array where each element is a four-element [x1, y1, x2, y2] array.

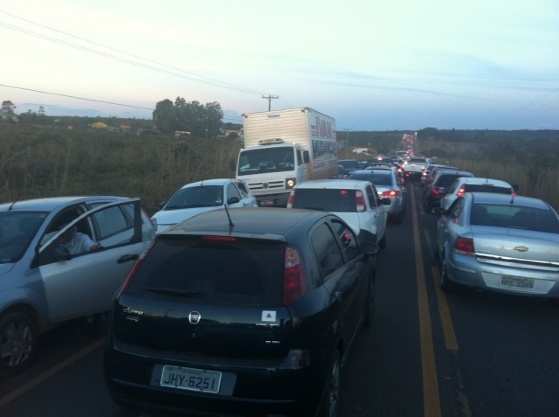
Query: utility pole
[[262, 94, 279, 111]]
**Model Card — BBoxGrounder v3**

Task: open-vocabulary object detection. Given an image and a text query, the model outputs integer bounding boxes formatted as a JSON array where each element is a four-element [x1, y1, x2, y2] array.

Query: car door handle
[[117, 254, 139, 264]]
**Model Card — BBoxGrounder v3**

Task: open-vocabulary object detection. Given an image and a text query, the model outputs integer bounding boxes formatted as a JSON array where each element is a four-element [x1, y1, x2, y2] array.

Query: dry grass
[[0, 124, 240, 213]]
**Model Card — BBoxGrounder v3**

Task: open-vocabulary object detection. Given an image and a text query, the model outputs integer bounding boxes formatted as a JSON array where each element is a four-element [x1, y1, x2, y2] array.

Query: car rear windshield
[[0, 211, 48, 263], [238, 147, 294, 175], [350, 173, 393, 186], [435, 174, 464, 187], [293, 189, 357, 212], [165, 186, 223, 210], [410, 158, 426, 163], [463, 184, 512, 194], [470, 204, 559, 233], [127, 236, 284, 306]]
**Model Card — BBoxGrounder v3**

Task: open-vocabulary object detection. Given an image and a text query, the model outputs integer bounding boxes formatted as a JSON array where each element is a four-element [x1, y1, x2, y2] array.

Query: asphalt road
[[1, 185, 558, 417]]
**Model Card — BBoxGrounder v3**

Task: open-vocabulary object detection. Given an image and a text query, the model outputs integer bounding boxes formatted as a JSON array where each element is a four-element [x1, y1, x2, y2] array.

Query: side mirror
[[227, 196, 240, 205], [512, 184, 520, 193], [380, 198, 391, 205]]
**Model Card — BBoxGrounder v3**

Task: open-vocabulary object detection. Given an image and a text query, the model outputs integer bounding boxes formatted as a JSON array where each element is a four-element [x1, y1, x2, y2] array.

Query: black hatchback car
[[104, 208, 376, 417]]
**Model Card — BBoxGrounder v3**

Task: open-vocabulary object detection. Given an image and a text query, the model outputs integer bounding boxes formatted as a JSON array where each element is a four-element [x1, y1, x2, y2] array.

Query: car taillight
[[287, 191, 295, 208], [382, 190, 401, 199], [355, 190, 366, 212], [283, 247, 306, 305], [431, 187, 444, 197], [456, 188, 465, 198], [454, 237, 475, 256]]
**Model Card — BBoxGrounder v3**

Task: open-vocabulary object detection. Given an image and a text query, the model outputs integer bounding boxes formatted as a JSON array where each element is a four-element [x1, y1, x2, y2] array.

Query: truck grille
[[248, 180, 285, 191]]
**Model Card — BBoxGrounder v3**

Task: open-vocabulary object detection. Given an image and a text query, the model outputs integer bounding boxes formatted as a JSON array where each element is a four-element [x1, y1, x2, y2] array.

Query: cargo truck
[[236, 107, 337, 206]]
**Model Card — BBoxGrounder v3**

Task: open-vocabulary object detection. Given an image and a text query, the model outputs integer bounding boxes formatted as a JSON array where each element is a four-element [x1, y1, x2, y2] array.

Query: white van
[[237, 108, 337, 206]]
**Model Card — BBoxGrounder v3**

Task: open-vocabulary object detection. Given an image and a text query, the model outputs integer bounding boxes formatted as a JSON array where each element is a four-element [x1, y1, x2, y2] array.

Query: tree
[[38, 105, 46, 117], [153, 99, 177, 133], [205, 101, 223, 138], [1, 100, 16, 116]]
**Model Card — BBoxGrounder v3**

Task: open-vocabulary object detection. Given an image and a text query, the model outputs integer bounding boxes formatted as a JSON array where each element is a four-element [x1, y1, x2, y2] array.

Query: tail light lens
[[454, 237, 475, 256], [456, 188, 465, 198], [382, 190, 401, 199], [283, 247, 306, 305], [355, 190, 366, 212], [287, 191, 295, 208], [431, 186, 444, 197]]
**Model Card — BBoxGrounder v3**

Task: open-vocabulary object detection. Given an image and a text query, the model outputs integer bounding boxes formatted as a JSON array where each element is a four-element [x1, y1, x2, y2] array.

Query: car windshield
[[293, 189, 357, 212], [128, 236, 284, 306], [470, 204, 559, 233], [164, 186, 223, 210], [410, 158, 426, 163], [351, 173, 393, 186], [238, 147, 294, 175], [436, 174, 464, 187], [0, 211, 49, 263]]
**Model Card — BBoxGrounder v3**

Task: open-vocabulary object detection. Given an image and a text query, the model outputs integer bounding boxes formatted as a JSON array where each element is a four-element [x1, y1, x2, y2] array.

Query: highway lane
[[1, 185, 558, 417]]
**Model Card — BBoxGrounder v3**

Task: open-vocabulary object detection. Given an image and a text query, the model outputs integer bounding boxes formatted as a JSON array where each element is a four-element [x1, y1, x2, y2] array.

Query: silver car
[[436, 193, 559, 298], [0, 196, 155, 374]]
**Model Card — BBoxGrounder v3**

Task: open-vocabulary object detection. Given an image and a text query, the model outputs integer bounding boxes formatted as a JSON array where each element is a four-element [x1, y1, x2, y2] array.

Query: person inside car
[[58, 225, 101, 256]]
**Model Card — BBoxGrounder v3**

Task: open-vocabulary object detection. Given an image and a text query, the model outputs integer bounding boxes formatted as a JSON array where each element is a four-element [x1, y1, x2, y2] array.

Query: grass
[[0, 124, 240, 213]]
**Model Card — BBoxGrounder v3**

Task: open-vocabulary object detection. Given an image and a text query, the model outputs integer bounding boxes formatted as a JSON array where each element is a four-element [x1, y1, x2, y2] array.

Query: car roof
[[295, 179, 369, 190], [181, 178, 234, 189], [0, 196, 127, 212], [468, 193, 549, 209], [351, 169, 393, 175], [163, 208, 326, 239], [459, 177, 512, 187]]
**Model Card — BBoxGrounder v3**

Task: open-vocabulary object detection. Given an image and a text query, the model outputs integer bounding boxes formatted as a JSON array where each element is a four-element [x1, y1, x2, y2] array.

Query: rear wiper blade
[[145, 287, 207, 298]]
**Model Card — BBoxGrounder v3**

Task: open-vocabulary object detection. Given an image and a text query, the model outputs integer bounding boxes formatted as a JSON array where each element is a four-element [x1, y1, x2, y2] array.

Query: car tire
[[379, 234, 387, 250], [319, 355, 342, 417], [0, 309, 38, 376]]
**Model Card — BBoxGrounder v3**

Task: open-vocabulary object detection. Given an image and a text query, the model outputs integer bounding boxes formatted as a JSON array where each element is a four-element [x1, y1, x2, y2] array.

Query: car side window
[[227, 183, 242, 201], [303, 150, 310, 163], [330, 219, 360, 261], [40, 205, 89, 245], [311, 223, 344, 281], [449, 198, 464, 220], [93, 206, 129, 240], [448, 180, 460, 194], [235, 182, 249, 197], [296, 150, 303, 165], [366, 186, 377, 208]]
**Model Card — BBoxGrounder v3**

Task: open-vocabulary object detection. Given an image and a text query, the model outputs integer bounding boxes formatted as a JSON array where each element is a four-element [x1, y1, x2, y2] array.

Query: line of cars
[[410, 157, 559, 301], [0, 164, 402, 416]]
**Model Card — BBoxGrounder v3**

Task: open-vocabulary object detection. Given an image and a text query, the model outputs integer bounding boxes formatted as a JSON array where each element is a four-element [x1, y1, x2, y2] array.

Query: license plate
[[160, 365, 222, 394], [501, 276, 534, 289], [259, 200, 274, 207]]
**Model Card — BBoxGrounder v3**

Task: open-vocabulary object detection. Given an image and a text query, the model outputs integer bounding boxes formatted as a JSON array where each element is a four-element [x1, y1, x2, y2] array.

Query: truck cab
[[236, 139, 310, 207]]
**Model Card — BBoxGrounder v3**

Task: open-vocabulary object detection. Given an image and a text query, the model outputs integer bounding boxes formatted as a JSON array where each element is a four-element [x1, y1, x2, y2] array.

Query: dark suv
[[104, 208, 376, 417], [423, 170, 473, 212]]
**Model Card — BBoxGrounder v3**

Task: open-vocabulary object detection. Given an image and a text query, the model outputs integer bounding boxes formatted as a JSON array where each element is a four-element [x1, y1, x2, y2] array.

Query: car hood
[[0, 263, 15, 277], [153, 206, 221, 227]]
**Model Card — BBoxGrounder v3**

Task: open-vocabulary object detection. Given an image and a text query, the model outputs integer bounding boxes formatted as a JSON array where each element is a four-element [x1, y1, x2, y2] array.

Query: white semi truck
[[236, 107, 337, 206]]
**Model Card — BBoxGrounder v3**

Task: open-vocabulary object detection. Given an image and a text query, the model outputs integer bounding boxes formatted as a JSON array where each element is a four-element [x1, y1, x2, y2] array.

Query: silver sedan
[[436, 193, 559, 297], [0, 196, 155, 374]]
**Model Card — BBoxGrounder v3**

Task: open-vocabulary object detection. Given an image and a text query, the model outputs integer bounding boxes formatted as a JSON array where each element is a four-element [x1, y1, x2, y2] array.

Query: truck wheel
[[0, 309, 38, 376]]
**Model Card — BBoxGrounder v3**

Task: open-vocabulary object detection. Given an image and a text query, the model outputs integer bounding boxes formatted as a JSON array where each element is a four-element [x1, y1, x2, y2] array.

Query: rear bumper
[[255, 193, 289, 208], [446, 253, 559, 298], [104, 347, 320, 417]]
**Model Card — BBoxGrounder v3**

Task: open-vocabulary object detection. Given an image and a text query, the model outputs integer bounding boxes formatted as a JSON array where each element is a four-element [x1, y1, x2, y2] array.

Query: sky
[[1, 0, 558, 129]]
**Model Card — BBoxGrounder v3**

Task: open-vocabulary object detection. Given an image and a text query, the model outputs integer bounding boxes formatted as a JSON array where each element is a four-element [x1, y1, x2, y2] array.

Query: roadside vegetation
[[0, 123, 240, 213], [418, 128, 559, 208]]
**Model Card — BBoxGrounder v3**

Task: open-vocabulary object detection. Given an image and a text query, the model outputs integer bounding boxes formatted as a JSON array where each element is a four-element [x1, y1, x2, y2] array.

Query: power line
[[0, 12, 265, 96], [0, 83, 154, 111], [262, 94, 279, 111]]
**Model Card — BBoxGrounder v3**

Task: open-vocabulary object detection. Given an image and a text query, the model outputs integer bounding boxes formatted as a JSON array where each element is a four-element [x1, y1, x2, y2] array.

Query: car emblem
[[188, 311, 202, 325], [262, 183, 269, 189], [513, 246, 529, 252]]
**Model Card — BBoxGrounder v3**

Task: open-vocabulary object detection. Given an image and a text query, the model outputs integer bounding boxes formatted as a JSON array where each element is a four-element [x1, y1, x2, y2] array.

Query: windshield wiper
[[145, 287, 207, 298]]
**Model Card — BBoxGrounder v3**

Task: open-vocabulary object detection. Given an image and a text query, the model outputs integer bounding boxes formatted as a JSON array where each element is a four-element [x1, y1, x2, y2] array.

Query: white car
[[152, 179, 257, 233], [350, 169, 406, 223], [287, 179, 390, 249], [440, 177, 514, 211]]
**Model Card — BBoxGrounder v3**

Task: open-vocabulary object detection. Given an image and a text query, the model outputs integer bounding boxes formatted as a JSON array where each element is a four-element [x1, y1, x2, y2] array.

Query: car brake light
[[382, 190, 400, 199], [287, 191, 295, 208], [355, 190, 366, 212], [454, 237, 475, 256], [202, 235, 237, 242], [283, 247, 306, 305], [431, 187, 444, 197], [456, 188, 465, 198]]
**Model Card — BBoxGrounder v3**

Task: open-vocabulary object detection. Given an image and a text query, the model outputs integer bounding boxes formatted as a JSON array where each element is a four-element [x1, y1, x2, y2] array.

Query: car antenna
[[223, 201, 235, 231]]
